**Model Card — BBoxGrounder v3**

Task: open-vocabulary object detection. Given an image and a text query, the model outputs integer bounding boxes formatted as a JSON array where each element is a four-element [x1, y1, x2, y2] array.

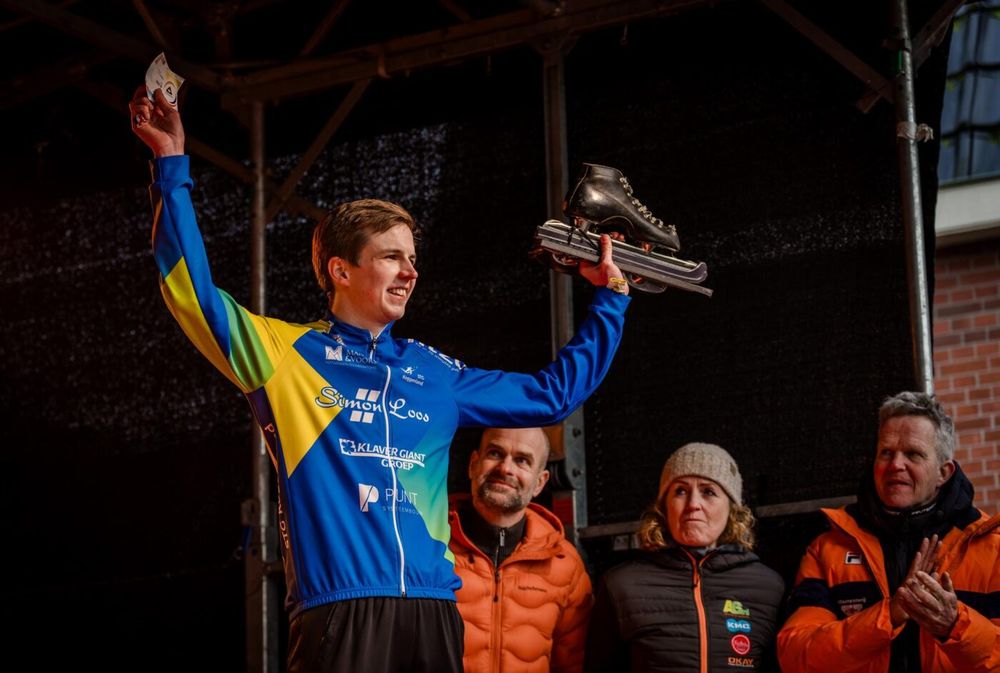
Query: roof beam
[[235, 0, 714, 100], [437, 0, 473, 24], [72, 79, 325, 221], [131, 0, 173, 51], [0, 0, 224, 92], [0, 49, 116, 109], [300, 0, 354, 57], [0, 0, 78, 33], [912, 0, 965, 69], [857, 0, 964, 113], [264, 78, 372, 221], [759, 0, 894, 107]]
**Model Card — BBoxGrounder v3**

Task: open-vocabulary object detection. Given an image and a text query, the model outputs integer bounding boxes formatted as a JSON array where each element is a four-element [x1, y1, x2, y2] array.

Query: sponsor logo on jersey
[[726, 618, 752, 633], [400, 365, 426, 386], [386, 487, 418, 507], [730, 634, 751, 656], [315, 387, 382, 423], [406, 339, 465, 371], [358, 484, 420, 514], [323, 326, 344, 345], [845, 551, 863, 565], [277, 497, 290, 550], [315, 387, 429, 423], [339, 437, 426, 470], [727, 656, 755, 668], [320, 336, 373, 365], [358, 483, 379, 512], [723, 600, 751, 617], [388, 397, 430, 422]]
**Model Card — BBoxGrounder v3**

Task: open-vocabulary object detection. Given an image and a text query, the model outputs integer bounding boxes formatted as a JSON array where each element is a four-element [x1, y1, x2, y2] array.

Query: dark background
[[0, 1, 949, 669]]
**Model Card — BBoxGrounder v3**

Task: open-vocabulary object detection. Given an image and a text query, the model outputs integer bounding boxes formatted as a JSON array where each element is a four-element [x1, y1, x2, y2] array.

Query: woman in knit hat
[[585, 443, 785, 672]]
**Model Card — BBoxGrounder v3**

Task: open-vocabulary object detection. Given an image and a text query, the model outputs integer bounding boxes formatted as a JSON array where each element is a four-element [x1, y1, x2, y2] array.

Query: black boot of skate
[[563, 163, 680, 253], [530, 163, 712, 297]]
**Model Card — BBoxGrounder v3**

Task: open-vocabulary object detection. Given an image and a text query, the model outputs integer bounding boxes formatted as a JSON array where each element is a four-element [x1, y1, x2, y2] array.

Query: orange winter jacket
[[449, 498, 593, 673], [778, 505, 1000, 673]]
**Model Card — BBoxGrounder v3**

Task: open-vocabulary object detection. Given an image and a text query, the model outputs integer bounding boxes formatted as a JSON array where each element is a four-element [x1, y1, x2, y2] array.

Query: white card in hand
[[145, 53, 185, 107]]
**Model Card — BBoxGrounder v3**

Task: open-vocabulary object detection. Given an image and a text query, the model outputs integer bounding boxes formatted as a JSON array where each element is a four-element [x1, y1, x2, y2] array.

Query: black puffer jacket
[[586, 546, 784, 673]]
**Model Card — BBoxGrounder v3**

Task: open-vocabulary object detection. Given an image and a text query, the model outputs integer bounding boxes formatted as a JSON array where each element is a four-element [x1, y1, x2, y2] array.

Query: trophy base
[[532, 220, 713, 297]]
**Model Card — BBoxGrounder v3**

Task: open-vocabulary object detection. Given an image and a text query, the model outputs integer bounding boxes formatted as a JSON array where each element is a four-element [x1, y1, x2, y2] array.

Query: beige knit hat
[[658, 442, 743, 504]]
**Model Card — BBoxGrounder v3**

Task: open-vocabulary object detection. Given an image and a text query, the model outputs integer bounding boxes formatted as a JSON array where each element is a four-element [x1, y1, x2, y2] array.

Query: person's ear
[[328, 257, 349, 285], [468, 450, 480, 481], [937, 459, 956, 487], [532, 469, 550, 498]]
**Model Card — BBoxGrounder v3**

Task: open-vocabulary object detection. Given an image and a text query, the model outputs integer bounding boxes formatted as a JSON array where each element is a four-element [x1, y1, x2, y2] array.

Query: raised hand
[[890, 535, 941, 626], [579, 234, 628, 295], [897, 570, 959, 639], [129, 86, 185, 157]]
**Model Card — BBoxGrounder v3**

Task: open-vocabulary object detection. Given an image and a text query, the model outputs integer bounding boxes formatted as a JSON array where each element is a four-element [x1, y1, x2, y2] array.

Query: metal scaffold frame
[[0, 1, 963, 670]]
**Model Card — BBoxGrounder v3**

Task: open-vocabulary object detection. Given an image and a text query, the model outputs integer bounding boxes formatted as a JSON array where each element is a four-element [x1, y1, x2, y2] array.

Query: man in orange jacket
[[778, 391, 999, 673], [449, 427, 592, 673]]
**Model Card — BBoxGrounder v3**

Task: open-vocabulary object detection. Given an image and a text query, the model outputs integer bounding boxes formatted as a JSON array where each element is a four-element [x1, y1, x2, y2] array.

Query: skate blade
[[533, 220, 713, 297]]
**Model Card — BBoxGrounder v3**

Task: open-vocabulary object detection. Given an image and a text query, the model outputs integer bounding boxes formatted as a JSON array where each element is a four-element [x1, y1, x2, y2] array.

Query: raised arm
[[130, 86, 298, 393], [452, 235, 630, 427]]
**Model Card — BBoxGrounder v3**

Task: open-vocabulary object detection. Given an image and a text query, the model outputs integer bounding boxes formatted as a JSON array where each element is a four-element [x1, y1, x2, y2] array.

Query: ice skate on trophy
[[532, 164, 712, 296]]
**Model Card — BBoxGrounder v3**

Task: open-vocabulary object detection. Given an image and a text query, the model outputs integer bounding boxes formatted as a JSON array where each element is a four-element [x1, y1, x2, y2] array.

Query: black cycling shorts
[[288, 597, 464, 673]]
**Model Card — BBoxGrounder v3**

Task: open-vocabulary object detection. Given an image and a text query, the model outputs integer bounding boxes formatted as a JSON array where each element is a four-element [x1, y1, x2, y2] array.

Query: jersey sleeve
[[149, 155, 300, 393], [451, 288, 629, 427]]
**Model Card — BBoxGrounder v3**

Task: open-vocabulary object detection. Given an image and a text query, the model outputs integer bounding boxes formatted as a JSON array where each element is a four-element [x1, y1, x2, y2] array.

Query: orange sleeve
[[934, 602, 1000, 672], [935, 540, 1000, 673], [777, 539, 902, 673], [551, 553, 594, 673]]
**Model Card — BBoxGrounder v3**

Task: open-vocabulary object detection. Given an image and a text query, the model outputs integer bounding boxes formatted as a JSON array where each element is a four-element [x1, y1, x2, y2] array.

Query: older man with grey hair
[[778, 392, 1000, 673]]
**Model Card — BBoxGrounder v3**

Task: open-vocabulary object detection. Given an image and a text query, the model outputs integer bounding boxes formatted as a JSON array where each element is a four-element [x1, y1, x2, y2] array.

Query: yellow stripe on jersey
[[161, 258, 242, 389], [266, 348, 344, 476]]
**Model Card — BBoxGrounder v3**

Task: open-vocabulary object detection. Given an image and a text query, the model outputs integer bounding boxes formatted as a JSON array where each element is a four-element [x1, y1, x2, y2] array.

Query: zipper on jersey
[[368, 328, 384, 363], [379, 365, 406, 597]]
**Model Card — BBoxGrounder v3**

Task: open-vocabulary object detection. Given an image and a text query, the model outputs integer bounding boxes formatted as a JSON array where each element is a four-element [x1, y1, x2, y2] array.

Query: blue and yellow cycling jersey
[[149, 155, 629, 617]]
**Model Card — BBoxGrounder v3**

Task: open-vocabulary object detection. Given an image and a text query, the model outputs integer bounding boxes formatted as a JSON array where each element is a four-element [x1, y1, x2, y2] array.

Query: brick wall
[[933, 239, 1000, 513]]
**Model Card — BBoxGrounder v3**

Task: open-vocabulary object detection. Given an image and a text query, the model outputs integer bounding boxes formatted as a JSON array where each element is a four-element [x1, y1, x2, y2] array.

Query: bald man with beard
[[449, 428, 592, 673]]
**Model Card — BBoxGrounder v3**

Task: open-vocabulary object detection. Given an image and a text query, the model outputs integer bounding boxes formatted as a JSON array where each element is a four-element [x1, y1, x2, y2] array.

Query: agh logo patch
[[723, 600, 751, 617]]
